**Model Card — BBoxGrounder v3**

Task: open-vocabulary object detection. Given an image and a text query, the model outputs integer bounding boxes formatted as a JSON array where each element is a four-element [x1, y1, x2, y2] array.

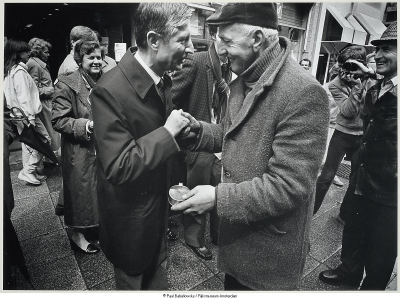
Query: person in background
[[4, 39, 50, 185], [313, 46, 368, 217], [27, 38, 60, 170], [300, 58, 312, 71], [52, 40, 103, 254], [55, 25, 98, 216], [172, 3, 329, 290], [319, 21, 397, 290], [91, 3, 193, 290], [94, 31, 117, 73], [58, 25, 98, 77], [171, 24, 235, 260]]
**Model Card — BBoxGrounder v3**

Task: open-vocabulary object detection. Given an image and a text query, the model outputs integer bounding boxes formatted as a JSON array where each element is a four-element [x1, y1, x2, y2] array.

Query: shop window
[[279, 25, 304, 60]]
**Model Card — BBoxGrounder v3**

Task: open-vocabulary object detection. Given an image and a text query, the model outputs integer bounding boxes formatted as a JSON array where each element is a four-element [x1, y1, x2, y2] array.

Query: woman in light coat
[[4, 39, 49, 185]]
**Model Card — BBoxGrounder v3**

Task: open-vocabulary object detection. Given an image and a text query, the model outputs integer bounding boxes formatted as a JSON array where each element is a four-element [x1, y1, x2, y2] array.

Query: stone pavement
[[6, 143, 397, 291]]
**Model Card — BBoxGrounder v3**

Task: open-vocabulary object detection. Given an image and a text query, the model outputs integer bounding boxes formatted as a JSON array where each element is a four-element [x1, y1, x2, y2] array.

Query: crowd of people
[[3, 2, 397, 291]]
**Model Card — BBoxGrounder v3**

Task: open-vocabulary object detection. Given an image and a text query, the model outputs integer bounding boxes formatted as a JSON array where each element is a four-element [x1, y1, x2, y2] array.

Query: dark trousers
[[224, 274, 252, 290], [336, 195, 397, 290], [314, 130, 361, 214], [184, 153, 221, 247]]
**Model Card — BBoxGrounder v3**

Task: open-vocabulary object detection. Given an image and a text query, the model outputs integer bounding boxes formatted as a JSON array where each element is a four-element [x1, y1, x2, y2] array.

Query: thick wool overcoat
[[197, 37, 330, 290], [52, 70, 99, 228]]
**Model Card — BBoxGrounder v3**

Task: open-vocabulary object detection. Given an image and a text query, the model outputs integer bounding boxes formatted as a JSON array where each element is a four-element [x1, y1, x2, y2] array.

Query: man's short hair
[[300, 58, 312, 67], [338, 46, 367, 64], [134, 3, 192, 50], [70, 26, 98, 43], [28, 38, 52, 58], [238, 23, 278, 44]]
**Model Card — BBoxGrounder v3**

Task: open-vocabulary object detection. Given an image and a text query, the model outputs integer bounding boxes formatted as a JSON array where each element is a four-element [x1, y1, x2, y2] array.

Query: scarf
[[79, 67, 101, 90], [209, 43, 231, 123], [241, 38, 285, 96]]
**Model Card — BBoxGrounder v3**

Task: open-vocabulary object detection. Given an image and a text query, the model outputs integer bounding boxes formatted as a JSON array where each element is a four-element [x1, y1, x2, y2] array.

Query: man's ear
[[147, 31, 160, 51], [252, 30, 264, 52]]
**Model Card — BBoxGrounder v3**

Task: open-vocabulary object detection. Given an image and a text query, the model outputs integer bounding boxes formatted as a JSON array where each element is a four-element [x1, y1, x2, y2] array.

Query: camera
[[342, 62, 359, 72]]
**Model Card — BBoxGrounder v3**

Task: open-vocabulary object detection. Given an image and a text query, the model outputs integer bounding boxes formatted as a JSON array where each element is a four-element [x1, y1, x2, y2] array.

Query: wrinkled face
[[300, 60, 310, 70], [81, 49, 102, 76], [19, 51, 30, 64], [157, 22, 194, 72], [375, 42, 397, 80], [39, 46, 50, 62], [218, 23, 257, 74]]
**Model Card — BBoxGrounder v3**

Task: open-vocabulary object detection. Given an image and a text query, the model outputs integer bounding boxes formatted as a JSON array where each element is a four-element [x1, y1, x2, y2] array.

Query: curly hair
[[73, 40, 103, 65], [28, 38, 52, 58], [338, 46, 367, 64]]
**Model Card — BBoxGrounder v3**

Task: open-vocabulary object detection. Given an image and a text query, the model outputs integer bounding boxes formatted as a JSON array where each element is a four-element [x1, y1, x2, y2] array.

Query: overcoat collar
[[30, 57, 47, 70], [58, 70, 92, 112], [226, 37, 290, 136], [118, 47, 156, 100]]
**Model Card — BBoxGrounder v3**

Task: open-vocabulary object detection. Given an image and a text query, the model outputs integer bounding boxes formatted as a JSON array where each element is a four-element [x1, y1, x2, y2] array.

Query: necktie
[[221, 62, 231, 84], [157, 78, 165, 104]]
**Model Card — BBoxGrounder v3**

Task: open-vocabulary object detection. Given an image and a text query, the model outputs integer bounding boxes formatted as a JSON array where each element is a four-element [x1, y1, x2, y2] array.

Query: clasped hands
[[163, 109, 200, 138], [164, 110, 216, 214]]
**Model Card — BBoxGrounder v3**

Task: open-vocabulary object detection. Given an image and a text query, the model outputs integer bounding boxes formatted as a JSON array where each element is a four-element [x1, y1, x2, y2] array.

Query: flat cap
[[207, 3, 278, 30], [371, 21, 397, 46]]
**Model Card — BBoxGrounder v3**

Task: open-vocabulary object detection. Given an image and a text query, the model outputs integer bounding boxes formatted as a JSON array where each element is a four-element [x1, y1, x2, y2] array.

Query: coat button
[[225, 171, 231, 177]]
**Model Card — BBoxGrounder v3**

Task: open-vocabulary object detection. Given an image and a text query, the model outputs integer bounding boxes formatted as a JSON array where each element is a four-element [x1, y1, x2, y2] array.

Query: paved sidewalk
[[6, 145, 397, 291]]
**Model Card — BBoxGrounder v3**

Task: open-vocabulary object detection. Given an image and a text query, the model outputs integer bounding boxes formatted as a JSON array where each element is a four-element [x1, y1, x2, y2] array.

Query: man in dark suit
[[171, 25, 234, 260], [91, 3, 194, 290]]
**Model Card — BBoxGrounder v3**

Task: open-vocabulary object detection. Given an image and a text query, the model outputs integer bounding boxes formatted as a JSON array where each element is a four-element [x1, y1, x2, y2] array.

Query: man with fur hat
[[172, 3, 329, 290], [319, 21, 397, 290]]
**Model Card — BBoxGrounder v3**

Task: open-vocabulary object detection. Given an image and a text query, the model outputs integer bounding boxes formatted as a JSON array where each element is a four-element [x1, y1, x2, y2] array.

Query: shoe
[[187, 244, 212, 260], [333, 176, 344, 187], [169, 218, 179, 227], [167, 228, 178, 241], [18, 170, 41, 185], [319, 270, 360, 287], [35, 173, 47, 181], [55, 204, 64, 216], [43, 161, 57, 168], [69, 239, 100, 254]]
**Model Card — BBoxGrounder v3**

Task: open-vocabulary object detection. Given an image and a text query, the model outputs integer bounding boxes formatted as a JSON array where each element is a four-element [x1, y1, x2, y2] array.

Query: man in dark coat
[[319, 21, 397, 291], [172, 3, 329, 290], [171, 25, 234, 260], [91, 3, 193, 290]]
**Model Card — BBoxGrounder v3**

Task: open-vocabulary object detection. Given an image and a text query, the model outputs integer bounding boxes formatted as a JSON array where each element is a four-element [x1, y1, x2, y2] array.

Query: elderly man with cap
[[319, 21, 397, 291], [172, 3, 329, 290]]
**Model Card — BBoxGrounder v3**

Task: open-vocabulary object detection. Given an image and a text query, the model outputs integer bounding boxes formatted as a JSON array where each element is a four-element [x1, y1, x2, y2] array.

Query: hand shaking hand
[[171, 185, 216, 215], [164, 109, 190, 137], [178, 111, 200, 139]]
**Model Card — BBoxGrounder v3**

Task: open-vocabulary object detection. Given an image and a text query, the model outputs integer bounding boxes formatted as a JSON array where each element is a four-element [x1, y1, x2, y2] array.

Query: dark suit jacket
[[91, 48, 180, 275], [171, 51, 219, 164]]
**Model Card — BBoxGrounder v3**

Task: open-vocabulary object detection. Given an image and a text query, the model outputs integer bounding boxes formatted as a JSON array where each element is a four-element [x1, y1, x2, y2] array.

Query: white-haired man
[[173, 3, 329, 290], [91, 3, 193, 290]]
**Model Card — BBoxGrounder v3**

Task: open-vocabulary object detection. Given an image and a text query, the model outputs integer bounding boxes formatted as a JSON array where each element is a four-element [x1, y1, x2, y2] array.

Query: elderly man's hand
[[177, 111, 201, 139], [171, 185, 216, 215]]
